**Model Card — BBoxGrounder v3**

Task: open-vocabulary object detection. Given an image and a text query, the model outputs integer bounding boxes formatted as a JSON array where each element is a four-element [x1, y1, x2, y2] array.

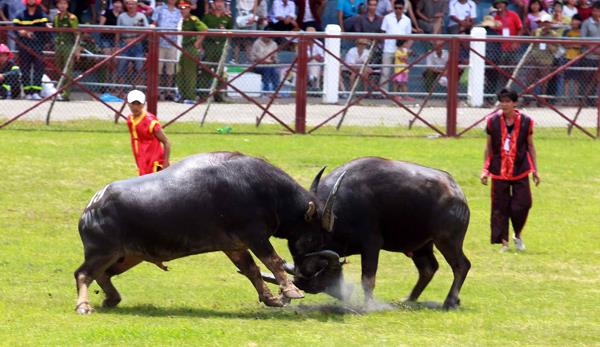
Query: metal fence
[[0, 25, 598, 138]]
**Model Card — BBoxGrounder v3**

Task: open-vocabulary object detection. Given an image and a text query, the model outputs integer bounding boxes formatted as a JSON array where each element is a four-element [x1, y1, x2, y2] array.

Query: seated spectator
[[250, 35, 281, 93], [153, 0, 181, 100], [353, 0, 382, 33], [297, 0, 324, 31], [116, 0, 149, 90], [343, 38, 373, 90], [525, 0, 549, 35], [233, 0, 258, 63], [0, 43, 21, 99], [563, 0, 578, 18], [337, 0, 365, 31], [268, 0, 298, 31], [306, 27, 324, 88], [448, 0, 477, 34], [422, 41, 448, 93], [578, 0, 592, 21], [562, 14, 582, 100], [551, 2, 571, 36], [256, 0, 269, 29], [416, 0, 448, 34]]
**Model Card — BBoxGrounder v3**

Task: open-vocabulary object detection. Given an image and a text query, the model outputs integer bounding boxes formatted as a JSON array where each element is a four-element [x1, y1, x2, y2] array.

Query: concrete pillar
[[323, 24, 341, 104], [468, 27, 486, 107]]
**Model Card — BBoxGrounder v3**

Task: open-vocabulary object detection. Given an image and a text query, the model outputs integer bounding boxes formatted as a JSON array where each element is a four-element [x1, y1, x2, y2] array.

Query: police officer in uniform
[[176, 0, 207, 103], [53, 0, 79, 101]]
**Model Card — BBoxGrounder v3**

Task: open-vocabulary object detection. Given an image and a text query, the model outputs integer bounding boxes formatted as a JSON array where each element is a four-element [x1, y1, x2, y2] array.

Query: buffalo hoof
[[102, 296, 121, 308], [443, 298, 460, 310], [260, 295, 286, 307], [75, 301, 93, 315], [281, 285, 304, 299]]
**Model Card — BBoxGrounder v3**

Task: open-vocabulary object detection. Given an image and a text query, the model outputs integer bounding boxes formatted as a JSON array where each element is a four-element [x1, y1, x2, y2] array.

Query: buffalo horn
[[321, 171, 347, 232], [309, 166, 327, 194], [304, 250, 340, 262]]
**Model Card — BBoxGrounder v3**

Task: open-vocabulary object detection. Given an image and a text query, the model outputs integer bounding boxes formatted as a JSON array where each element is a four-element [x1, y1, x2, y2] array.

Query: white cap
[[127, 89, 146, 104], [536, 13, 552, 23]]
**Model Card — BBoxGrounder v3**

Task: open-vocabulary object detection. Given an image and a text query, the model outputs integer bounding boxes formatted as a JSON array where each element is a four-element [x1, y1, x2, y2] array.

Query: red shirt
[[495, 10, 523, 52], [578, 6, 592, 21], [127, 112, 165, 176], [485, 110, 535, 180]]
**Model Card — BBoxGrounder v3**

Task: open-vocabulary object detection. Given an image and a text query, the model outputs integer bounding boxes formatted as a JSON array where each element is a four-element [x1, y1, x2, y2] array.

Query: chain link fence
[[0, 26, 598, 138]]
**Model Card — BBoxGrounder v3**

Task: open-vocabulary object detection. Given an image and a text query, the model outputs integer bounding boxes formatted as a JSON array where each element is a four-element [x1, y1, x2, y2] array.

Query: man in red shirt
[[126, 90, 171, 176], [492, 0, 523, 93], [480, 88, 540, 253]]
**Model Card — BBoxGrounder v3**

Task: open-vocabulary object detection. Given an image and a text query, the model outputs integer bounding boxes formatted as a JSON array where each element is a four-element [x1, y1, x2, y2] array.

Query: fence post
[[146, 30, 159, 115], [446, 37, 460, 137], [323, 25, 341, 104], [468, 27, 486, 107], [295, 35, 308, 134]]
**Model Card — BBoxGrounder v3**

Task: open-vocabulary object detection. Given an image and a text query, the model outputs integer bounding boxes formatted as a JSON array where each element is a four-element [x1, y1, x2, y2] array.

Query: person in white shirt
[[306, 27, 324, 88], [268, 0, 298, 31], [422, 41, 449, 92], [343, 38, 373, 91], [448, 0, 477, 34], [379, 0, 412, 92], [250, 36, 281, 92]]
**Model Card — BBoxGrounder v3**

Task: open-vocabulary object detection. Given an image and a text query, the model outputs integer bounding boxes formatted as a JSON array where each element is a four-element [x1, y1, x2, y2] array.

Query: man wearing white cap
[[126, 90, 171, 176]]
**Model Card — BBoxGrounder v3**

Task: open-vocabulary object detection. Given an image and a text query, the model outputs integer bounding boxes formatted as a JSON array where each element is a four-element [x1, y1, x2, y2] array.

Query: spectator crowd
[[0, 0, 598, 103]]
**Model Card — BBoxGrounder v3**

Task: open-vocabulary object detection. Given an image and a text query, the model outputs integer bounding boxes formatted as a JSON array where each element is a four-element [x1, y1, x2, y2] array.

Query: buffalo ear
[[304, 201, 317, 221], [309, 167, 327, 195]]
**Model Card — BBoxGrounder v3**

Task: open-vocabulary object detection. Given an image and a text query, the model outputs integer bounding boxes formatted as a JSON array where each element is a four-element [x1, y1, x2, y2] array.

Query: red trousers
[[490, 177, 532, 244]]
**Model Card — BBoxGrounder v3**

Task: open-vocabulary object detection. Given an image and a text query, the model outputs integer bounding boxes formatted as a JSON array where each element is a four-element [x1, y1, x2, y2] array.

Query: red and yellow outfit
[[127, 112, 165, 176]]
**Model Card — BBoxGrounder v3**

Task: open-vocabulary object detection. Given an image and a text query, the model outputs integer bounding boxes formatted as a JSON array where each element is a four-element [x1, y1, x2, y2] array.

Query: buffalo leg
[[434, 237, 471, 310], [361, 248, 381, 306], [97, 256, 143, 308], [224, 250, 284, 307], [406, 242, 439, 302], [249, 242, 304, 300], [74, 253, 120, 314]]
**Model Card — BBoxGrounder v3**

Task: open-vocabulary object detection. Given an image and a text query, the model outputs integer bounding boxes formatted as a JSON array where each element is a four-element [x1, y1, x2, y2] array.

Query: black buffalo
[[286, 157, 471, 309], [74, 152, 343, 314]]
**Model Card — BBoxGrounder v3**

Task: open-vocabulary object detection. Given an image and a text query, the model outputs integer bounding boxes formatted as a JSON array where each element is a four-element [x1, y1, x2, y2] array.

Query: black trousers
[[490, 177, 532, 244], [20, 49, 44, 95]]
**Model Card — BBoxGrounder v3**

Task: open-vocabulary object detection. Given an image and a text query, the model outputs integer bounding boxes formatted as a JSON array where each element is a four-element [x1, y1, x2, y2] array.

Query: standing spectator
[[524, 0, 548, 36], [577, 0, 592, 21], [343, 38, 372, 91], [53, 0, 78, 101], [72, 0, 96, 23], [562, 14, 582, 101], [0, 0, 26, 50], [116, 0, 149, 91], [190, 0, 208, 19], [380, 0, 412, 92], [448, 0, 477, 34], [580, 1, 600, 105], [0, 43, 21, 99], [269, 0, 298, 31], [393, 39, 412, 101], [552, 2, 571, 36], [98, 0, 123, 94], [492, 0, 523, 93], [337, 0, 365, 31], [353, 0, 382, 33], [14, 0, 49, 100], [125, 89, 171, 176], [478, 15, 501, 104], [563, 0, 578, 18], [416, 0, 448, 34], [200, 0, 233, 102], [297, 0, 324, 30], [523, 13, 558, 98], [152, 0, 182, 100], [250, 34, 280, 93], [306, 26, 324, 88], [376, 0, 420, 31], [480, 88, 540, 253], [175, 0, 207, 103], [422, 41, 448, 93]]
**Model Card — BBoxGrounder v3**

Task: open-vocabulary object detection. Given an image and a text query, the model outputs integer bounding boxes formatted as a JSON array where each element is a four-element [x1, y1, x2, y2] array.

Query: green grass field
[[1, 122, 599, 346]]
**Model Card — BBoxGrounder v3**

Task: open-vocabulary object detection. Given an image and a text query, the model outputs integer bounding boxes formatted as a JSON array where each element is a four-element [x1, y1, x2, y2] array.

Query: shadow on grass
[[101, 300, 449, 320]]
